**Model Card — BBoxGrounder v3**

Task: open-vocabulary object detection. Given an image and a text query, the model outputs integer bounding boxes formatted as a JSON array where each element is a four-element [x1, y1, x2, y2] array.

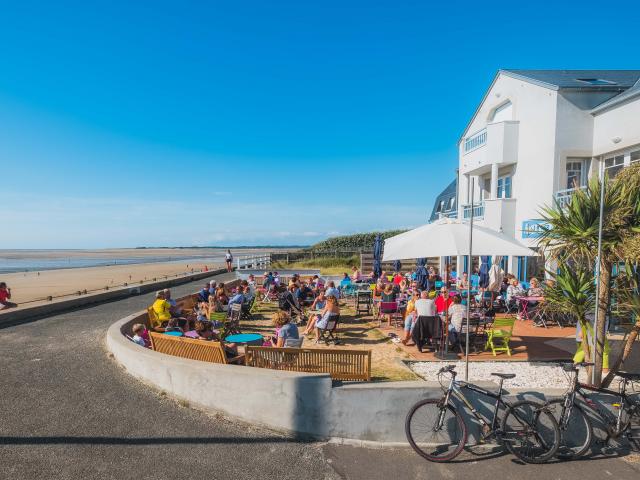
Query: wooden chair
[[245, 346, 371, 381], [379, 301, 402, 328], [149, 332, 243, 364], [485, 317, 515, 356], [226, 303, 242, 335]]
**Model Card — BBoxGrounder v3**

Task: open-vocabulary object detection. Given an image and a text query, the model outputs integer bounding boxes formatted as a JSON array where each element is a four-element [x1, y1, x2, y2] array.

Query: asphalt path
[[1, 272, 638, 479]]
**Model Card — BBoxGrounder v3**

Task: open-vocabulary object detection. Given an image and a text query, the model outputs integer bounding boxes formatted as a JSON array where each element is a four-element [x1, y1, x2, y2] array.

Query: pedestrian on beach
[[225, 250, 233, 272], [0, 282, 17, 309]]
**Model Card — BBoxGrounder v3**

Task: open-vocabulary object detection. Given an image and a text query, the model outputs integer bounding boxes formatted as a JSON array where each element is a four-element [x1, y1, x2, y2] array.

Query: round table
[[163, 330, 183, 337], [225, 333, 263, 345]]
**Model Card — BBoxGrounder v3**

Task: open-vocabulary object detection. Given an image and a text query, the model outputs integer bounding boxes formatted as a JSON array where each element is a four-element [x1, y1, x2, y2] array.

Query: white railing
[[462, 202, 485, 220], [464, 128, 487, 153], [438, 210, 458, 220], [555, 185, 586, 208], [236, 254, 271, 270]]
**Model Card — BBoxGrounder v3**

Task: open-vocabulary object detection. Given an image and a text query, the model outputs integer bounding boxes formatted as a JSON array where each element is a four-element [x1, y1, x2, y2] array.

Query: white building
[[443, 69, 640, 280]]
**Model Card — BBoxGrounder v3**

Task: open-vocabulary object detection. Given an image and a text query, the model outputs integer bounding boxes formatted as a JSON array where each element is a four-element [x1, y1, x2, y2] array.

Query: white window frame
[[566, 159, 586, 190]]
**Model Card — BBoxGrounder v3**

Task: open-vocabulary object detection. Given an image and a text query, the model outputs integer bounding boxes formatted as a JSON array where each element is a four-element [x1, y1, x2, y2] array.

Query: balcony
[[555, 186, 586, 208], [462, 202, 485, 220], [437, 210, 458, 220], [461, 121, 519, 175]]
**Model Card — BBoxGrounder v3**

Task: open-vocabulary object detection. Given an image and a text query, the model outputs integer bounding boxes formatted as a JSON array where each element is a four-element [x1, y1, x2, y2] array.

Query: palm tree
[[538, 170, 636, 385], [543, 265, 596, 377]]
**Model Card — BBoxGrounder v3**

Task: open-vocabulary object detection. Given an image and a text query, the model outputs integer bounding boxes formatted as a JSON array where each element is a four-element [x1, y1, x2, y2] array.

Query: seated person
[[447, 295, 466, 344], [339, 273, 352, 289], [401, 292, 418, 345], [197, 283, 211, 303], [216, 287, 229, 305], [273, 311, 299, 347], [380, 283, 398, 327], [0, 282, 17, 309], [247, 275, 257, 294], [310, 291, 327, 311], [324, 281, 340, 300], [456, 272, 469, 291], [351, 266, 361, 282], [279, 283, 303, 317], [163, 288, 182, 317], [506, 278, 525, 309], [228, 287, 245, 306], [151, 290, 173, 329], [131, 323, 150, 347], [303, 295, 340, 341], [164, 317, 183, 333], [435, 287, 453, 313], [296, 282, 313, 307], [527, 277, 544, 297]]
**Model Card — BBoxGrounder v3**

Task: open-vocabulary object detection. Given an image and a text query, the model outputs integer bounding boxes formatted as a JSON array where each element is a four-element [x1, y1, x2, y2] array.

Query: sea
[[0, 249, 270, 274]]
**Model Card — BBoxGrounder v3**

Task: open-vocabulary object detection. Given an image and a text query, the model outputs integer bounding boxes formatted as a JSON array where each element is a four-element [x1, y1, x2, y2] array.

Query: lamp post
[[465, 180, 475, 381]]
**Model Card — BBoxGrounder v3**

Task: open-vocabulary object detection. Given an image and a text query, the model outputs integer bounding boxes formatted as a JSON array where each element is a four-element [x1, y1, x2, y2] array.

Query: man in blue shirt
[[197, 283, 210, 302], [228, 288, 245, 306]]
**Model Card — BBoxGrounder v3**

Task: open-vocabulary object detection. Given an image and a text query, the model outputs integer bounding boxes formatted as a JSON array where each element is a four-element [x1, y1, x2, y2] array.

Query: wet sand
[[0, 247, 283, 305]]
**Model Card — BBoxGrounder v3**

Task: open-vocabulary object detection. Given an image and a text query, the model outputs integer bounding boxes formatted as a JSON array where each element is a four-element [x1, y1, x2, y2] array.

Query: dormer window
[[575, 78, 617, 86]]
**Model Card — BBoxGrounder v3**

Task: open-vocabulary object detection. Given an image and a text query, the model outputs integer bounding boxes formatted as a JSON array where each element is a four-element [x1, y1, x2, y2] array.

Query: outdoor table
[[515, 296, 543, 321], [163, 330, 183, 337], [225, 333, 263, 350]]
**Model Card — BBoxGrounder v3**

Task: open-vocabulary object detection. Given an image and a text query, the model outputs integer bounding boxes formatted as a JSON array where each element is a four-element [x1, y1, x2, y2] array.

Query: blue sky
[[1, 0, 639, 248]]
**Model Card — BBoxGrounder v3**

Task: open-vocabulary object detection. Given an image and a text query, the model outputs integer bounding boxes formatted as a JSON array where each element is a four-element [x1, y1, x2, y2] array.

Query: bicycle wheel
[[501, 400, 560, 464], [405, 399, 467, 462], [547, 399, 593, 459]]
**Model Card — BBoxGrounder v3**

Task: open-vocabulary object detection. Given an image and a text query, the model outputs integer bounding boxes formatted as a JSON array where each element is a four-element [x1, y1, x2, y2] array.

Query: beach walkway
[[0, 274, 637, 480]]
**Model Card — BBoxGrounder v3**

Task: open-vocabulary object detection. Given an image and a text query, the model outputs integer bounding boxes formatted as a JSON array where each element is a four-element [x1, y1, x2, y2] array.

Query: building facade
[[433, 69, 640, 280]]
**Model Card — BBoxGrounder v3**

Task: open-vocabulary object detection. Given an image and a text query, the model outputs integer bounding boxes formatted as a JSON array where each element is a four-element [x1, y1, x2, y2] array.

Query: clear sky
[[1, 0, 639, 248]]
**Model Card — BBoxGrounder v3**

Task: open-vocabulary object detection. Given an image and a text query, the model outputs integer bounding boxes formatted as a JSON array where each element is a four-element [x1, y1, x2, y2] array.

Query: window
[[566, 161, 583, 189], [490, 101, 513, 123], [497, 176, 512, 199], [604, 155, 625, 178], [448, 197, 455, 210], [575, 78, 617, 86], [631, 150, 640, 165]]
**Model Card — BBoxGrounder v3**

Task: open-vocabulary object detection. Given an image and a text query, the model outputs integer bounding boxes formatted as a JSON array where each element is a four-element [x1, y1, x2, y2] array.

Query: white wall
[[593, 96, 640, 156]]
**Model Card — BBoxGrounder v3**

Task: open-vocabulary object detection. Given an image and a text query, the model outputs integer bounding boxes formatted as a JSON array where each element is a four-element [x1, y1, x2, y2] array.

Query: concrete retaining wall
[[110, 308, 605, 445], [0, 268, 228, 327]]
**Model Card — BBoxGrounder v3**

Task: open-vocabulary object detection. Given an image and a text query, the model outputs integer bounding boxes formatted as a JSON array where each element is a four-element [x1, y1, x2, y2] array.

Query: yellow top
[[404, 298, 416, 318], [152, 299, 172, 322]]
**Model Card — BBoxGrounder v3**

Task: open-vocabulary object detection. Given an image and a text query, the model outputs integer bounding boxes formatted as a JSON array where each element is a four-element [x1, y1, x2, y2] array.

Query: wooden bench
[[149, 332, 239, 364], [245, 346, 372, 381]]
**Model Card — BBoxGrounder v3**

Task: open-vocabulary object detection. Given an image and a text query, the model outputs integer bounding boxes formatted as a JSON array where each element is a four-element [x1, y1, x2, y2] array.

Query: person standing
[[225, 249, 233, 272], [0, 282, 17, 309]]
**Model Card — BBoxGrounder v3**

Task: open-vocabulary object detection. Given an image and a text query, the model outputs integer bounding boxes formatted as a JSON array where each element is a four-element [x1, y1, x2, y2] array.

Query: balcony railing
[[464, 128, 487, 153], [438, 210, 458, 220], [555, 186, 586, 208], [462, 202, 485, 220]]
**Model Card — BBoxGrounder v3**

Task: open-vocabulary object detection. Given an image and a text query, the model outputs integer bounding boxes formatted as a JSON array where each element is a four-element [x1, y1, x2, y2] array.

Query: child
[[131, 323, 149, 347]]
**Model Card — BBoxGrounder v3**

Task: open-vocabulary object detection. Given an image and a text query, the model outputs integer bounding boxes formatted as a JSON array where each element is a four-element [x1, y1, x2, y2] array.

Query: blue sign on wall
[[521, 219, 547, 239]]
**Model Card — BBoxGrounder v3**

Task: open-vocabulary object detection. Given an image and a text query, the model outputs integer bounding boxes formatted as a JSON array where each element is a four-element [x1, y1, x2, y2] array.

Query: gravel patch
[[408, 361, 581, 389]]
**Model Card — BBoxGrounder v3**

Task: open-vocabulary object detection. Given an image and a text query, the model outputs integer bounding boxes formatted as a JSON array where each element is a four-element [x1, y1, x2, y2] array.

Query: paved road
[[1, 273, 638, 479]]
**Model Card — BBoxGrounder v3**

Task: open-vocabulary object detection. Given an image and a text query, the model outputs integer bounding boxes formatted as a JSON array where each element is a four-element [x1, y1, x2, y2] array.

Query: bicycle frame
[[560, 371, 639, 439], [441, 374, 508, 439]]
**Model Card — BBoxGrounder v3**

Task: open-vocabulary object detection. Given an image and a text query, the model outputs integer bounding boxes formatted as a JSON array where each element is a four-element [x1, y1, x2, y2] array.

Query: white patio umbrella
[[382, 219, 537, 260], [382, 218, 537, 379]]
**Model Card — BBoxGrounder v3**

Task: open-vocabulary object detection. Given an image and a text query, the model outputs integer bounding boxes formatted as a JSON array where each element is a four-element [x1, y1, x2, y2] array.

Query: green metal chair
[[485, 317, 515, 356]]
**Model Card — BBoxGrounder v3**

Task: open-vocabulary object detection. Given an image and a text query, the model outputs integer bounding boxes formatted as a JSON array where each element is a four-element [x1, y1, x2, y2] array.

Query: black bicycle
[[405, 365, 560, 463], [549, 362, 640, 459]]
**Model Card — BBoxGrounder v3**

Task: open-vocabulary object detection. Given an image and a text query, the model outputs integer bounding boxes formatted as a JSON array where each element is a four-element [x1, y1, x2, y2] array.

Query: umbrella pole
[[465, 181, 475, 381]]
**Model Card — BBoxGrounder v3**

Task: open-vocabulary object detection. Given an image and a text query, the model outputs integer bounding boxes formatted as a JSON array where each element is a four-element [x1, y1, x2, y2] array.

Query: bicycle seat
[[491, 373, 516, 379], [616, 371, 640, 381]]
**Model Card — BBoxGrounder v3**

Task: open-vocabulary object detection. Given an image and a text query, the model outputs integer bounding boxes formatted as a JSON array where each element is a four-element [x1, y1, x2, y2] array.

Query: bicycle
[[405, 365, 560, 463], [549, 362, 640, 459]]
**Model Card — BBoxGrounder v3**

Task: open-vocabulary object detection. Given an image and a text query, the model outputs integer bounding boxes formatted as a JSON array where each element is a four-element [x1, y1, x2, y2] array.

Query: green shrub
[[309, 230, 407, 251]]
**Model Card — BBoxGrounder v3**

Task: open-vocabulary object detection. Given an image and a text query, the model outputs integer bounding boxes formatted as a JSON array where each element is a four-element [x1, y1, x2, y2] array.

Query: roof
[[429, 179, 457, 222], [501, 70, 640, 90], [591, 78, 640, 114], [459, 69, 640, 142]]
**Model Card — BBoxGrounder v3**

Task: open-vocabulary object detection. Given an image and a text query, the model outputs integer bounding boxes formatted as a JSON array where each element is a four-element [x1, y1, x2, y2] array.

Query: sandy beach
[[0, 248, 282, 305]]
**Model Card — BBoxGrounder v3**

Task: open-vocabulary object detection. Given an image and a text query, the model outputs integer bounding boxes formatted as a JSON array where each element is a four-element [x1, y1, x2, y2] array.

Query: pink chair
[[379, 301, 402, 328]]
